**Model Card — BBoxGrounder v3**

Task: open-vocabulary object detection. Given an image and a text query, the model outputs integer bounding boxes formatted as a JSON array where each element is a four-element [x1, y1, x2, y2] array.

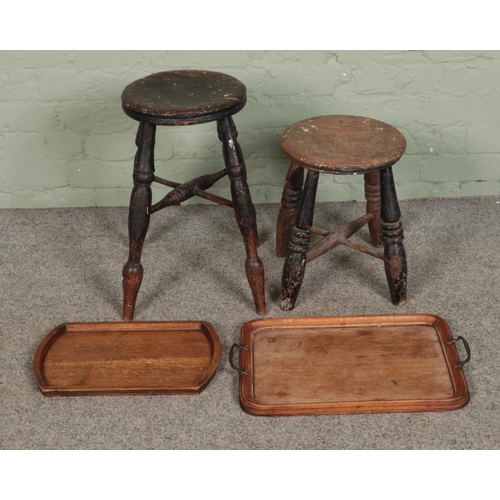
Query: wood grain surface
[[253, 325, 452, 404], [280, 115, 406, 173], [237, 315, 469, 415], [33, 321, 220, 396]]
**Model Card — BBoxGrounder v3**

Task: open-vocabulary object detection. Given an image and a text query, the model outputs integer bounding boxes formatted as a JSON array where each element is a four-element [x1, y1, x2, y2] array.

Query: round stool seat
[[121, 70, 247, 125], [280, 115, 406, 174]]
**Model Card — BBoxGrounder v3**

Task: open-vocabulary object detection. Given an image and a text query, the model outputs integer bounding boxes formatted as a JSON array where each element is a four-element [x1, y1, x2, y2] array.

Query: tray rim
[[33, 320, 221, 397], [237, 314, 470, 416]]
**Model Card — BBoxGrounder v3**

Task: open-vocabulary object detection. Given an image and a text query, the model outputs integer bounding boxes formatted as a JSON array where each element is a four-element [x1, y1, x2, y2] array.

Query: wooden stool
[[121, 70, 266, 320], [277, 115, 407, 311]]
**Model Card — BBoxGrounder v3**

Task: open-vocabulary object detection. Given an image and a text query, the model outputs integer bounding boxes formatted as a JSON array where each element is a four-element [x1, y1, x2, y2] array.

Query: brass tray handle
[[447, 336, 471, 369], [229, 343, 249, 376]]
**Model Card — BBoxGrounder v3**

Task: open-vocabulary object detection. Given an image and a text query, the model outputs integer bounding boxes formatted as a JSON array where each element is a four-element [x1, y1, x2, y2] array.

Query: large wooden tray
[[34, 321, 220, 396], [230, 315, 470, 416]]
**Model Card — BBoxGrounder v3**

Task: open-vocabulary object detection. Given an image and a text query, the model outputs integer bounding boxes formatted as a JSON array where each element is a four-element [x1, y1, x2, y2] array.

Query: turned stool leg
[[380, 165, 407, 305], [364, 170, 383, 248], [218, 117, 266, 315], [281, 170, 319, 311], [276, 163, 304, 257], [122, 122, 156, 320]]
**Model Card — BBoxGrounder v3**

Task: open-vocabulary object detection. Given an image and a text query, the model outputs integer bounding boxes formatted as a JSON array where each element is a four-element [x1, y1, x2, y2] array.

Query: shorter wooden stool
[[277, 115, 407, 311], [121, 70, 266, 319]]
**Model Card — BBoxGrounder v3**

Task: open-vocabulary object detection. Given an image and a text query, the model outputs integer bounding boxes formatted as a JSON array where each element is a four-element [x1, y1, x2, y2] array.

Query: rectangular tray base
[[236, 315, 469, 416]]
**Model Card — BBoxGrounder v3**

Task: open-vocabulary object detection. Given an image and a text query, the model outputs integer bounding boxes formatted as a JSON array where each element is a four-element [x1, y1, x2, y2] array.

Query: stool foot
[[364, 170, 383, 248], [383, 235, 407, 306], [122, 262, 143, 321], [281, 243, 308, 311], [122, 122, 156, 321], [276, 163, 304, 257], [245, 256, 266, 315], [280, 170, 319, 310], [380, 166, 407, 305], [219, 116, 266, 315]]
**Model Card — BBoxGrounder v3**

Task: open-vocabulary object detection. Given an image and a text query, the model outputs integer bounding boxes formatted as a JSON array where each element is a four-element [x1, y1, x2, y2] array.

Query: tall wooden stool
[[121, 70, 266, 320], [277, 115, 407, 311]]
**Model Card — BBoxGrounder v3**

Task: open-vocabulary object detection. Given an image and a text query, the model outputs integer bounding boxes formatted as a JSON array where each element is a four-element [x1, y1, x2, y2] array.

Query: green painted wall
[[1, 50, 499, 208]]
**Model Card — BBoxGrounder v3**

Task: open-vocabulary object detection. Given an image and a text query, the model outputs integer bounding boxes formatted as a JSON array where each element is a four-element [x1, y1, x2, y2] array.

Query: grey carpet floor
[[1, 197, 499, 449]]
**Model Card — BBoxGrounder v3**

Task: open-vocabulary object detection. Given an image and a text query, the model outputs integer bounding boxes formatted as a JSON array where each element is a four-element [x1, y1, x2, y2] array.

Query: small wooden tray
[[34, 321, 220, 396], [230, 315, 470, 416]]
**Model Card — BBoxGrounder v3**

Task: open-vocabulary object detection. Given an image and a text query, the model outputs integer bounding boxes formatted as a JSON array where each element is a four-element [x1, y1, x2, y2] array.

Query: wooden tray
[[34, 321, 220, 396], [230, 315, 470, 416]]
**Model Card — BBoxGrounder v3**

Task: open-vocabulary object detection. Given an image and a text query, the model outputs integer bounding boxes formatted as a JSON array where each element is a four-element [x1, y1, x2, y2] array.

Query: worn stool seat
[[281, 115, 406, 173], [121, 70, 247, 124], [277, 115, 408, 311], [121, 70, 265, 320]]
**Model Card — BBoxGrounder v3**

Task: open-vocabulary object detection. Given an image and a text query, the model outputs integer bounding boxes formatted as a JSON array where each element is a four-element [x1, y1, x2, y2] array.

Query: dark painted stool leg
[[364, 170, 383, 248], [122, 122, 156, 320], [380, 165, 407, 306], [276, 162, 304, 257], [217, 120, 259, 248], [218, 117, 266, 315], [281, 170, 319, 311]]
